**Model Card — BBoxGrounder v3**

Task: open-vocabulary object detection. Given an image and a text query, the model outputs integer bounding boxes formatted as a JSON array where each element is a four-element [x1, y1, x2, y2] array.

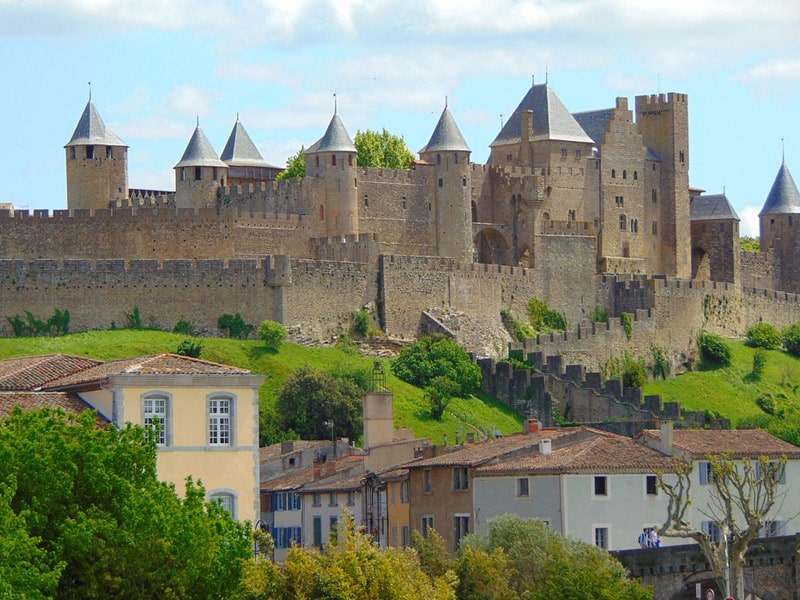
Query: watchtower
[[174, 121, 228, 209]]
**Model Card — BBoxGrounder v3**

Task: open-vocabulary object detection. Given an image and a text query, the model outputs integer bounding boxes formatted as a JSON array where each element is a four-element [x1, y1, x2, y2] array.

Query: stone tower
[[634, 93, 691, 279], [305, 111, 358, 237], [65, 98, 128, 211], [174, 121, 228, 209], [418, 105, 474, 262], [759, 162, 800, 293]]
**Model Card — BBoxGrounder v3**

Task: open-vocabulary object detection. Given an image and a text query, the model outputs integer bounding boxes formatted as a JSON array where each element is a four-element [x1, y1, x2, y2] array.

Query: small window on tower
[[195, 167, 202, 181], [70, 147, 76, 160], [106, 146, 113, 159], [86, 146, 95, 159], [332, 155, 337, 166]]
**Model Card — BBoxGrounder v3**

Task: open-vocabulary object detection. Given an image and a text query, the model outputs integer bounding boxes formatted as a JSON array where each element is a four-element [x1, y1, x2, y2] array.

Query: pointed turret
[[174, 123, 228, 209], [418, 106, 470, 155], [759, 163, 800, 217], [65, 99, 129, 211], [306, 111, 358, 237], [220, 118, 282, 185]]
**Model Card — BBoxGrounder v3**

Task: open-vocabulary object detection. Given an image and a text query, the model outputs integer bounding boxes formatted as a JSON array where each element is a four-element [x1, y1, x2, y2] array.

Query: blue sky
[[1, 0, 799, 237]]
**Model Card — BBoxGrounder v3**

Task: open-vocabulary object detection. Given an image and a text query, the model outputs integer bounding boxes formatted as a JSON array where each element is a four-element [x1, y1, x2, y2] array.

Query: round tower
[[65, 97, 128, 211], [305, 111, 358, 237], [174, 120, 229, 209], [418, 104, 473, 262], [759, 162, 800, 292]]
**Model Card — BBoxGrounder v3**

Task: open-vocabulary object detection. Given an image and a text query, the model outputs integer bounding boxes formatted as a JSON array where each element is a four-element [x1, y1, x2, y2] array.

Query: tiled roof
[[261, 466, 315, 491], [42, 354, 251, 389], [261, 454, 364, 492], [220, 119, 277, 167], [490, 83, 593, 147], [408, 429, 578, 468], [0, 354, 102, 390], [419, 106, 471, 154], [477, 432, 677, 475], [65, 100, 127, 147], [572, 108, 614, 146], [174, 125, 228, 169], [302, 471, 364, 493], [307, 113, 356, 154], [691, 193, 740, 221], [259, 440, 330, 463], [0, 391, 109, 425], [759, 162, 800, 216], [641, 428, 800, 459]]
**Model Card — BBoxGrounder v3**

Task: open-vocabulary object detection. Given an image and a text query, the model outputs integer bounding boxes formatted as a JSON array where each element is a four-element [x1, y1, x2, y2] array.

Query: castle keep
[[2, 83, 800, 360]]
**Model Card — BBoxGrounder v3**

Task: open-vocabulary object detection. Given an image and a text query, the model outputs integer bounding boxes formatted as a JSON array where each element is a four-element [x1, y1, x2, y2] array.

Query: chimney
[[281, 440, 294, 455], [539, 439, 552, 455], [660, 420, 674, 455], [526, 418, 541, 434]]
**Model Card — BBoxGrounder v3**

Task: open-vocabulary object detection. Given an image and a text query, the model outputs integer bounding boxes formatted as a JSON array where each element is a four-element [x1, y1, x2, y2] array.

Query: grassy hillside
[[0, 330, 522, 445]]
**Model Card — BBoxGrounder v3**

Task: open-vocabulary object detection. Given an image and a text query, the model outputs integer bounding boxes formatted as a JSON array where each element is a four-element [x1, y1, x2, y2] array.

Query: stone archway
[[474, 227, 510, 265], [692, 247, 711, 280]]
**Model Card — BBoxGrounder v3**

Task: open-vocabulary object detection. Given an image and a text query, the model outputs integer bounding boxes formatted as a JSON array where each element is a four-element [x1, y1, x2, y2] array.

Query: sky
[[1, 0, 799, 237]]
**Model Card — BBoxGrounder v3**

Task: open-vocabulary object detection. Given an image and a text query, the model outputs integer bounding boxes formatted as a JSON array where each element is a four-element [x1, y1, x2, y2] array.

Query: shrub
[[589, 303, 608, 323], [176, 339, 203, 358], [752, 349, 767, 378], [746, 322, 781, 349], [527, 298, 567, 333], [7, 309, 70, 337], [126, 306, 143, 329], [424, 376, 461, 420], [172, 316, 193, 335], [620, 312, 633, 340], [258, 320, 286, 350], [697, 331, 731, 366], [350, 309, 371, 338], [501, 309, 535, 341], [650, 344, 670, 380], [391, 335, 481, 397], [783, 322, 800, 356], [622, 358, 647, 388], [218, 313, 254, 339]]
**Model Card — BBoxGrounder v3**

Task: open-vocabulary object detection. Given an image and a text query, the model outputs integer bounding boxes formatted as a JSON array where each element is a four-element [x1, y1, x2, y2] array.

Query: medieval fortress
[[2, 83, 800, 365]]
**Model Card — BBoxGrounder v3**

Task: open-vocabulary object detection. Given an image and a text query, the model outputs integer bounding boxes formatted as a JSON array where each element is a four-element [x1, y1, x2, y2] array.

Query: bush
[[425, 376, 461, 420], [620, 312, 633, 340], [172, 316, 193, 335], [391, 335, 481, 397], [7, 309, 70, 337], [126, 306, 143, 329], [258, 320, 286, 351], [746, 322, 782, 349], [697, 331, 731, 366], [589, 304, 608, 324], [650, 345, 670, 380], [752, 349, 767, 378], [622, 358, 647, 388], [527, 298, 567, 333], [500, 309, 535, 342], [783, 322, 800, 356], [350, 309, 371, 338], [176, 339, 203, 358], [218, 313, 254, 339]]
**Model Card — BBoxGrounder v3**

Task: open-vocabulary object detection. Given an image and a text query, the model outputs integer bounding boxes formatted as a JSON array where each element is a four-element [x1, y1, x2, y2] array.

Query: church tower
[[419, 105, 473, 262], [759, 162, 800, 292], [174, 121, 228, 209], [65, 96, 128, 211], [305, 110, 358, 237]]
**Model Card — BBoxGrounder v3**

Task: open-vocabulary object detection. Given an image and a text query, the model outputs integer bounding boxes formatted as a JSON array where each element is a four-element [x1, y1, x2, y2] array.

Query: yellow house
[[1, 353, 264, 523]]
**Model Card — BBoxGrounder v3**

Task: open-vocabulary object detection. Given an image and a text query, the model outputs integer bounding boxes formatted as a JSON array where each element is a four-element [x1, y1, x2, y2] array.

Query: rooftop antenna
[[88, 81, 92, 101], [333, 92, 337, 114], [196, 115, 200, 127]]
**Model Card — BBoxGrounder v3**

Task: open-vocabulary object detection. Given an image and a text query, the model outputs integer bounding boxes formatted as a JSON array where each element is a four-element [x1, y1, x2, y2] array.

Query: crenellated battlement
[[635, 92, 688, 106]]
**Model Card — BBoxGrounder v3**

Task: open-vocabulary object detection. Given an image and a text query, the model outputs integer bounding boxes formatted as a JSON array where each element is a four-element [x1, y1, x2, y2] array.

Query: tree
[[354, 128, 414, 169], [425, 375, 461, 420], [697, 331, 731, 366], [745, 322, 781, 349], [782, 322, 800, 356], [0, 408, 252, 600], [275, 146, 305, 181], [258, 320, 286, 351], [219, 313, 254, 339], [276, 366, 364, 441], [658, 454, 788, 600], [391, 335, 481, 397]]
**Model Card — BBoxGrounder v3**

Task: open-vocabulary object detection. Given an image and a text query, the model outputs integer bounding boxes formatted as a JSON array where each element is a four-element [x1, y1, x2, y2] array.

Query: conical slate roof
[[307, 113, 356, 153], [490, 83, 593, 146], [419, 106, 470, 154], [759, 163, 800, 216], [65, 101, 127, 147], [690, 193, 740, 222], [174, 125, 228, 169], [220, 119, 276, 167]]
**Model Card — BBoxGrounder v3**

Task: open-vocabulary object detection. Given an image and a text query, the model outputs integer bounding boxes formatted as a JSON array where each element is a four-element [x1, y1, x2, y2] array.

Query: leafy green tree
[[355, 128, 414, 169], [425, 375, 461, 420], [219, 313, 255, 339], [740, 235, 760, 252], [275, 146, 305, 181], [782, 322, 800, 356], [258, 320, 286, 351], [0, 408, 252, 600], [277, 366, 363, 441], [391, 335, 481, 397], [746, 322, 782, 349], [650, 344, 670, 380]]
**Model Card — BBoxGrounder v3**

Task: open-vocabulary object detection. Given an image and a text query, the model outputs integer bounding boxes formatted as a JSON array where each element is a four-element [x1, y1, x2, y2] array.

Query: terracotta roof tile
[[0, 354, 102, 390], [642, 428, 800, 459], [0, 391, 109, 426], [259, 440, 330, 463]]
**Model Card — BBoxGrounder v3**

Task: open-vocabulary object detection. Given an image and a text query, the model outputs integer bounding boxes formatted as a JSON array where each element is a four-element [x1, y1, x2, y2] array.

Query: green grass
[[645, 338, 800, 426], [0, 330, 523, 445]]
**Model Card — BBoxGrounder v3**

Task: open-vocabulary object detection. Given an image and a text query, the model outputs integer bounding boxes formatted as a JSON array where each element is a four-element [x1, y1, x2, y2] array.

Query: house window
[[210, 492, 235, 517], [143, 394, 169, 446], [594, 526, 609, 549], [646, 475, 658, 496], [619, 215, 627, 230], [575, 149, 582, 159], [423, 469, 432, 493], [631, 219, 638, 233], [312, 492, 321, 507], [762, 520, 786, 537], [702, 521, 721, 543], [328, 492, 338, 507], [400, 479, 409, 503], [402, 525, 411, 548], [274, 526, 302, 549], [756, 461, 786, 484], [454, 514, 470, 550], [615, 195, 624, 207], [699, 461, 714, 485], [313, 516, 322, 547], [208, 395, 232, 445], [347, 490, 356, 506], [517, 477, 530, 497], [421, 515, 434, 538], [594, 476, 608, 496], [438, 178, 443, 188], [274, 492, 302, 511], [561, 148, 568, 158], [195, 166, 202, 180], [453, 467, 469, 491]]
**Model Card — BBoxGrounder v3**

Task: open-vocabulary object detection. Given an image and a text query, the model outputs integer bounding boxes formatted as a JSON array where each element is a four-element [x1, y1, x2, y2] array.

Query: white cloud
[[166, 85, 221, 119], [738, 204, 761, 238]]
